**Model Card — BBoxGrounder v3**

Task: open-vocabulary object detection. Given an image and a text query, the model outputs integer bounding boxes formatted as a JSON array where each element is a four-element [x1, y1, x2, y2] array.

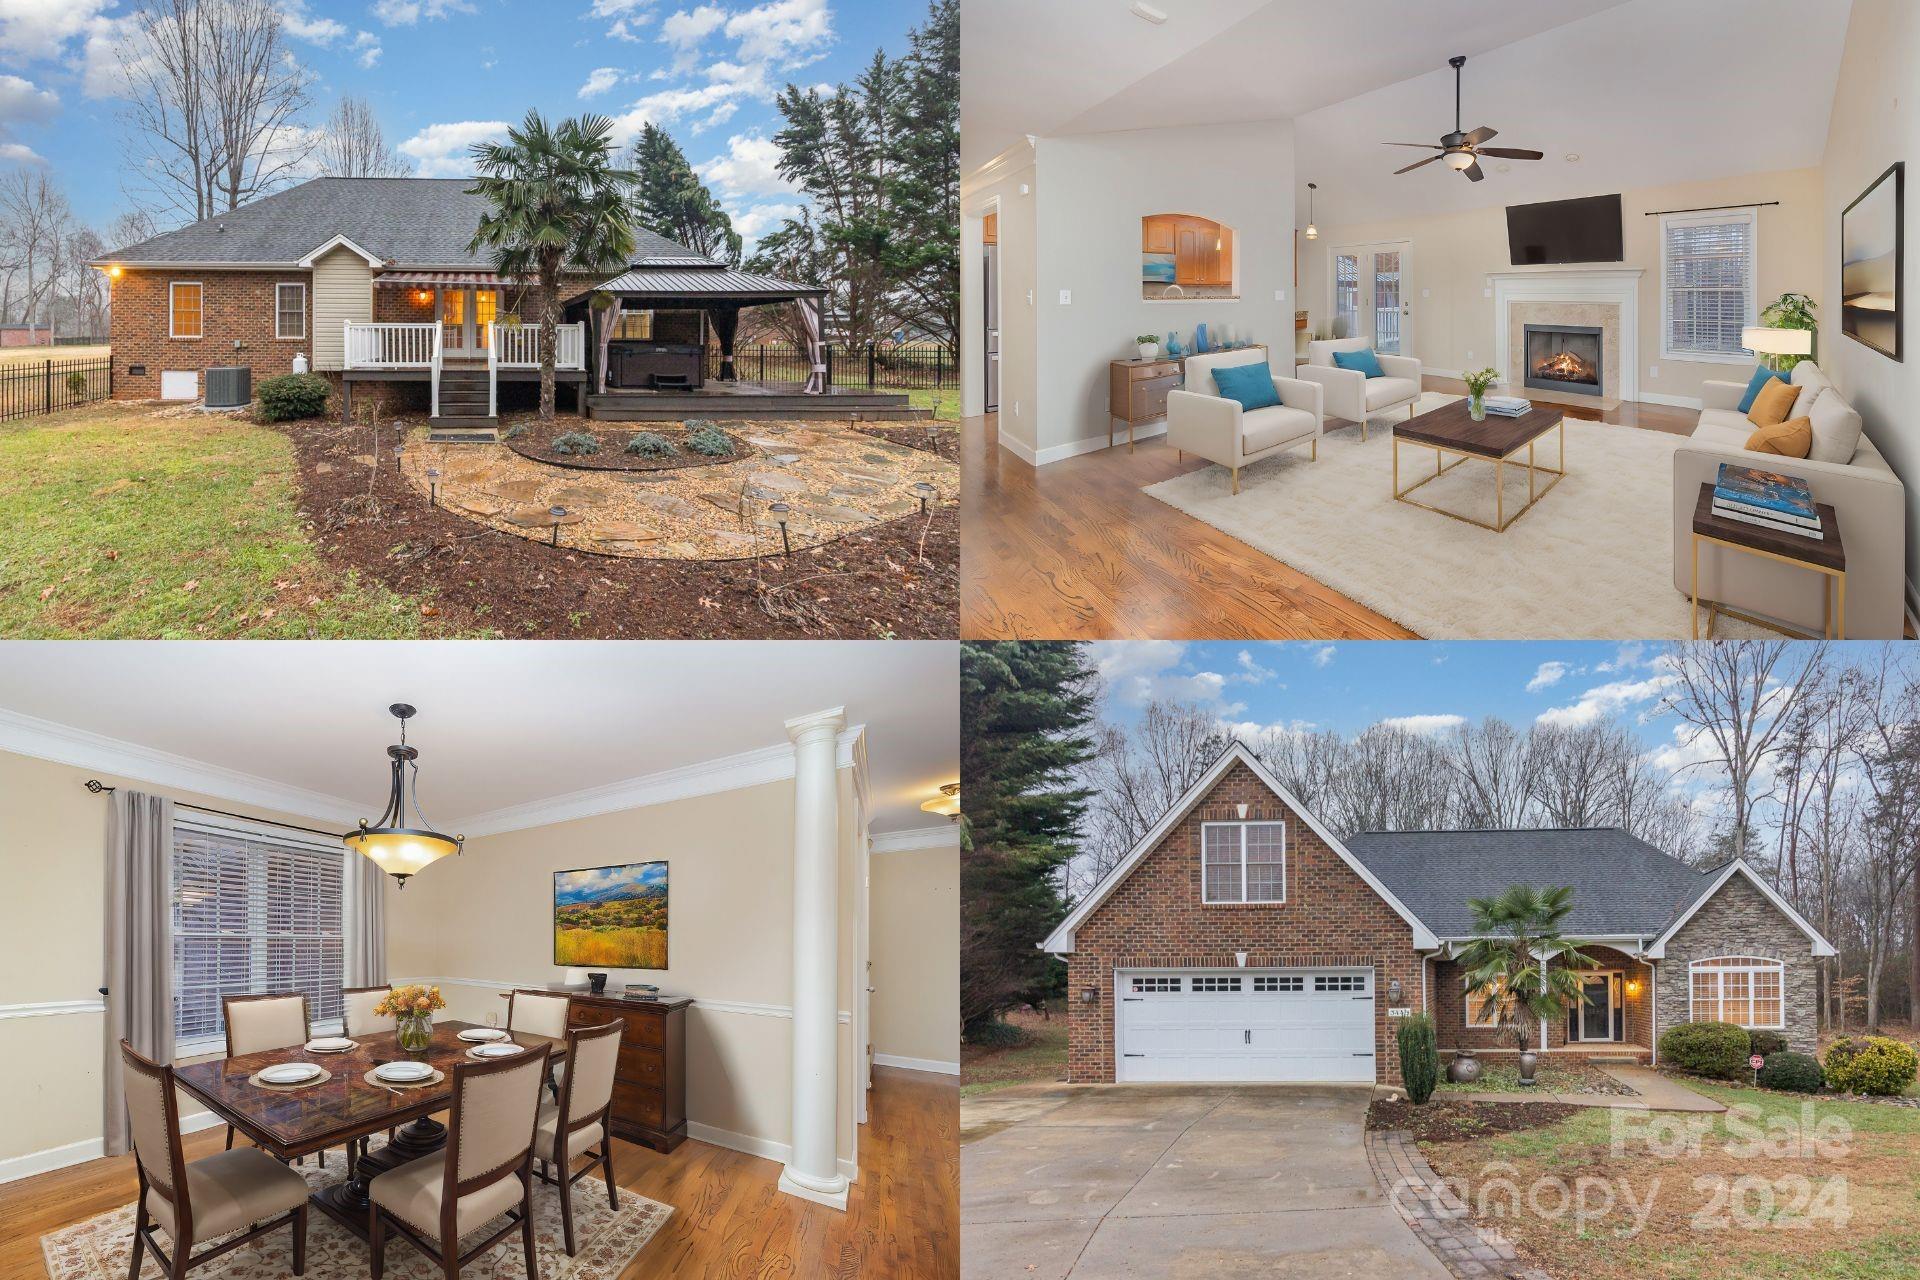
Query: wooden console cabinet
[[1107, 344, 1267, 452], [526, 990, 692, 1153]]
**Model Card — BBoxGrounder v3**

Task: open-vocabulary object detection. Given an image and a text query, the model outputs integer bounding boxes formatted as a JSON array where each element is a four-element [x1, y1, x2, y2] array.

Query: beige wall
[[1299, 167, 1825, 407], [962, 151, 1039, 444], [869, 847, 959, 1069], [0, 748, 349, 1169]]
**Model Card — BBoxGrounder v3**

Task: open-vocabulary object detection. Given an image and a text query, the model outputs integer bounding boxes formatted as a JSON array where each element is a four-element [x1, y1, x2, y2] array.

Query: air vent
[[204, 365, 251, 410]]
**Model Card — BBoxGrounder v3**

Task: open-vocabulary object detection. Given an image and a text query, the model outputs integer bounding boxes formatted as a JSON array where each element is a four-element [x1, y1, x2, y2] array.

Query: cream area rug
[[1144, 392, 1766, 639], [42, 1152, 672, 1280]]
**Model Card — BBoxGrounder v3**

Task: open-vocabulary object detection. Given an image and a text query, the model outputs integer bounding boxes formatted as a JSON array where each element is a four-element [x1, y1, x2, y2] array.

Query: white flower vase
[[1138, 342, 1159, 360]]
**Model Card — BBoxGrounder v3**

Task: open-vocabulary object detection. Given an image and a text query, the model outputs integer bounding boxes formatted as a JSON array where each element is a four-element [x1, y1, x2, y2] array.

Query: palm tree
[[467, 111, 638, 420], [1456, 884, 1596, 1063]]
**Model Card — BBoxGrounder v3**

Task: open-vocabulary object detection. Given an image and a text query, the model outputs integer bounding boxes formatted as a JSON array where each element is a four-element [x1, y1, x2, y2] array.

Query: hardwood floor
[[960, 375, 1701, 640], [0, 1066, 957, 1280]]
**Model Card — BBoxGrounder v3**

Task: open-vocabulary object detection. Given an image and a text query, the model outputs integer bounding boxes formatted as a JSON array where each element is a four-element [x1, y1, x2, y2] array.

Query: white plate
[[260, 1063, 322, 1084], [457, 1028, 507, 1042], [373, 1061, 434, 1083], [306, 1038, 355, 1053], [467, 1043, 523, 1059]]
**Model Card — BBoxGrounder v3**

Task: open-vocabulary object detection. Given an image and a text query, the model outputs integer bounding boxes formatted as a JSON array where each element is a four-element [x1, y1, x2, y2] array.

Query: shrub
[[625, 431, 678, 457], [963, 1018, 1028, 1048], [1823, 1036, 1920, 1096], [64, 371, 87, 396], [550, 430, 601, 456], [502, 423, 529, 440], [1757, 1051, 1823, 1093], [1397, 1013, 1439, 1105], [1658, 1021, 1750, 1079], [1747, 1029, 1790, 1058], [255, 373, 330, 422], [684, 424, 735, 457]]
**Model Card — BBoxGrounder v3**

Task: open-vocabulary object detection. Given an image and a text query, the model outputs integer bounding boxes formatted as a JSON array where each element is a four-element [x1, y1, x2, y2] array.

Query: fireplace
[[1523, 323, 1604, 397]]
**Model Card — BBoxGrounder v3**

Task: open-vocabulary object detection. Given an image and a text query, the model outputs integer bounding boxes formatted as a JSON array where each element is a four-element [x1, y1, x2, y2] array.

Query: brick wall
[[1655, 872, 1817, 1054], [1432, 945, 1652, 1055], [1066, 759, 1421, 1085], [110, 269, 312, 399]]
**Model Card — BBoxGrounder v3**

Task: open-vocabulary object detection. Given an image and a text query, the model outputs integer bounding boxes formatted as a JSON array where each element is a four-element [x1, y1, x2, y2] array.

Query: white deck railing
[[491, 322, 586, 370], [344, 322, 438, 369]]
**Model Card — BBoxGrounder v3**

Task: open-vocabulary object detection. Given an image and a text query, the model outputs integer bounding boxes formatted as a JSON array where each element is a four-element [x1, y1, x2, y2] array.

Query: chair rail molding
[[389, 978, 851, 1023], [1488, 268, 1643, 405], [0, 998, 106, 1020]]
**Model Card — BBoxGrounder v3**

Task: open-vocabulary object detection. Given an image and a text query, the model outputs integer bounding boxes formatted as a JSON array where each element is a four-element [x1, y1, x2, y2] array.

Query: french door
[[1331, 242, 1412, 355], [437, 288, 500, 355]]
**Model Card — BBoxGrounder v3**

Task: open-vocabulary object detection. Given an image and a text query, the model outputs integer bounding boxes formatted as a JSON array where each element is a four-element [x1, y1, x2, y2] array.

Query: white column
[[779, 706, 848, 1210]]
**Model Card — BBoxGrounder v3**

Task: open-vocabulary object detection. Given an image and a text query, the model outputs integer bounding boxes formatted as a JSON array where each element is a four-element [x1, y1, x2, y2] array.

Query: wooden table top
[[1692, 483, 1844, 572], [171, 1019, 564, 1159], [1395, 397, 1564, 457]]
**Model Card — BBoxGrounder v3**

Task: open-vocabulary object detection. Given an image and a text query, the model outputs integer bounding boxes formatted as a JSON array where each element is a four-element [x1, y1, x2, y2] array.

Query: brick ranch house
[[1043, 743, 1835, 1087]]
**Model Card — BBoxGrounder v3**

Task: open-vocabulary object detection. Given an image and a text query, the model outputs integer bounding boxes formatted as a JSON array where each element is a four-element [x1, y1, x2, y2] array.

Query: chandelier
[[343, 704, 462, 887]]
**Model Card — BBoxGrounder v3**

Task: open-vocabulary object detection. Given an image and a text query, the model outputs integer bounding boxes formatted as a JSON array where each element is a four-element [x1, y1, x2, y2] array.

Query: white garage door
[[1115, 969, 1376, 1083]]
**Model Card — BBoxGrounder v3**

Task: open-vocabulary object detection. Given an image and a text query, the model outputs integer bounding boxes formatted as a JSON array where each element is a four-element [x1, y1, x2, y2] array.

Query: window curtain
[[103, 789, 174, 1157], [342, 846, 388, 988]]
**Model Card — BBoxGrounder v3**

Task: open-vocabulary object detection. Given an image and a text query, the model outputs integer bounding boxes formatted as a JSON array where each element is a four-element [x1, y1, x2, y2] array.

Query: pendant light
[[921, 782, 960, 819], [1304, 183, 1319, 240], [343, 704, 462, 888]]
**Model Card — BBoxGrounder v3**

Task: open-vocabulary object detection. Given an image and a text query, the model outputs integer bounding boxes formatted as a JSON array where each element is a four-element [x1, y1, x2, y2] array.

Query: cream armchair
[[1297, 338, 1421, 439], [1166, 348, 1324, 495]]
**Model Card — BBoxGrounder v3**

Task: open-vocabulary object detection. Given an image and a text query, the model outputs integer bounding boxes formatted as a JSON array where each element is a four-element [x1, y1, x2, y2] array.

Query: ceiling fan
[[1385, 55, 1544, 183]]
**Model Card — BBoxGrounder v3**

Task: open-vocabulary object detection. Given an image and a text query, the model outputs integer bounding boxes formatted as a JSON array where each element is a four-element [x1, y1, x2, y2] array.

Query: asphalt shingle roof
[[101, 177, 703, 269], [1344, 828, 1712, 939]]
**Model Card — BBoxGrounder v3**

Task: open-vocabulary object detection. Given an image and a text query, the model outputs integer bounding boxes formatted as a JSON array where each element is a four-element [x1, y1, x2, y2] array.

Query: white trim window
[[1464, 976, 1512, 1028], [171, 818, 344, 1052], [1689, 956, 1785, 1029], [275, 282, 306, 340], [1200, 821, 1286, 904], [169, 281, 203, 340], [1659, 208, 1757, 362]]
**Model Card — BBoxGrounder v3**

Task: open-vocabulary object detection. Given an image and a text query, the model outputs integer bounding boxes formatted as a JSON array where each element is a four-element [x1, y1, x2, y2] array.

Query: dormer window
[[1200, 821, 1285, 904]]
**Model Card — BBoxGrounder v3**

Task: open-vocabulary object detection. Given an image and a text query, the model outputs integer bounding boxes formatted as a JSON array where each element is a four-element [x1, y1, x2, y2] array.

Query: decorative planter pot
[[1468, 392, 1488, 422], [1447, 1050, 1482, 1084], [1138, 343, 1160, 361], [1516, 1050, 1540, 1085], [397, 1013, 433, 1054]]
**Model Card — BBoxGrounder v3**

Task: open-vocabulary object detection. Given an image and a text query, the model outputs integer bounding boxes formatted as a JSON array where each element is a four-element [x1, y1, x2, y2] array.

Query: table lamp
[[1742, 325, 1814, 371]]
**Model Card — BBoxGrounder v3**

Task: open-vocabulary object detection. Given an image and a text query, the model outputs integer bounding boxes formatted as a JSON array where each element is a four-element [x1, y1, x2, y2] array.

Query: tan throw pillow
[[1745, 416, 1812, 458], [1746, 377, 1799, 428]]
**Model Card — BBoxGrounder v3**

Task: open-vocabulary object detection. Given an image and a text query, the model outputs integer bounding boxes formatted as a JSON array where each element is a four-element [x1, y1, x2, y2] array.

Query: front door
[[1575, 975, 1616, 1041]]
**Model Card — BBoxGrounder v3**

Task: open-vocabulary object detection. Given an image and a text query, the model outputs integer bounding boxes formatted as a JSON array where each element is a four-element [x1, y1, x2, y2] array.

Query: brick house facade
[[109, 269, 312, 401]]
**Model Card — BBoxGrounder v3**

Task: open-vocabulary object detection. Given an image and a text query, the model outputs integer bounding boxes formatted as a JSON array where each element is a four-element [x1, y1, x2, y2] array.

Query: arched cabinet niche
[[1141, 213, 1237, 301]]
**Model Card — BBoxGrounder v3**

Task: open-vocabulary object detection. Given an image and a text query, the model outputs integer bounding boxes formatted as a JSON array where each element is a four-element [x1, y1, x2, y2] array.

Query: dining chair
[[339, 986, 397, 1176], [120, 1041, 309, 1280], [368, 1044, 552, 1280], [221, 993, 324, 1167], [532, 1019, 623, 1255], [507, 991, 572, 1097]]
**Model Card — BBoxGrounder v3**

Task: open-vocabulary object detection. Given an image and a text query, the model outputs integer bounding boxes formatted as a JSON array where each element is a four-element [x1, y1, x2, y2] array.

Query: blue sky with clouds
[[0, 0, 913, 244]]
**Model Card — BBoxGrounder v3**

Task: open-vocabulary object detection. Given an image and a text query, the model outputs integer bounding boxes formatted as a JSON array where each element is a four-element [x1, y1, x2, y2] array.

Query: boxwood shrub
[[1823, 1036, 1920, 1096], [1757, 1050, 1823, 1093], [1746, 1029, 1790, 1058], [551, 430, 601, 456], [1396, 1013, 1438, 1105], [1657, 1021, 1750, 1079], [625, 431, 678, 457], [256, 373, 330, 422], [684, 424, 735, 457]]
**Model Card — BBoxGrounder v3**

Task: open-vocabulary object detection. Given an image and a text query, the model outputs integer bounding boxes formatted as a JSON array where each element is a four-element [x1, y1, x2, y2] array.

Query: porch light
[[1388, 978, 1403, 1003], [1080, 984, 1100, 1005], [913, 481, 936, 514], [770, 501, 792, 556], [342, 704, 462, 888], [415, 290, 431, 304], [1625, 978, 1642, 995], [109, 265, 123, 279], [548, 505, 567, 546], [426, 467, 440, 506]]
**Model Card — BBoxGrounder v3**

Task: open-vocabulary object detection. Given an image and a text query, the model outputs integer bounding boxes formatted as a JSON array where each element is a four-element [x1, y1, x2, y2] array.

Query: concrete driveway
[[961, 1084, 1449, 1280]]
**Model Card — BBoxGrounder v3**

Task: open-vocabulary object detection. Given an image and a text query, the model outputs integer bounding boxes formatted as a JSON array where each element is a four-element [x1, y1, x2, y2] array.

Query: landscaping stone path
[[401, 420, 956, 560], [1367, 1129, 1553, 1280]]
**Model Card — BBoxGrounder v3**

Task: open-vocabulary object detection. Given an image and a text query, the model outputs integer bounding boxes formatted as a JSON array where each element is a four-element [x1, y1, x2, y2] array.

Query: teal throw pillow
[[1211, 362, 1281, 411], [1331, 348, 1386, 378], [1737, 364, 1788, 413]]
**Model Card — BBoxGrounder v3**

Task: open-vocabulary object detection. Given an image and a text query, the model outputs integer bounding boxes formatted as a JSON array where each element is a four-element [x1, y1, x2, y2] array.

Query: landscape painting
[[1842, 162, 1903, 361], [554, 862, 668, 970]]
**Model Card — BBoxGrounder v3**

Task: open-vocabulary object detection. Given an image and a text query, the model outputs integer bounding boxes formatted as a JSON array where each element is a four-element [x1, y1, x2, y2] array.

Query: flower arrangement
[[1463, 367, 1499, 421], [375, 984, 445, 1052]]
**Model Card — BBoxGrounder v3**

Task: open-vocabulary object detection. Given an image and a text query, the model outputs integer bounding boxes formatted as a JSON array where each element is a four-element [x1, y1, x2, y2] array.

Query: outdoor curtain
[[800, 298, 826, 394], [343, 844, 388, 988], [591, 299, 614, 395], [103, 788, 174, 1157]]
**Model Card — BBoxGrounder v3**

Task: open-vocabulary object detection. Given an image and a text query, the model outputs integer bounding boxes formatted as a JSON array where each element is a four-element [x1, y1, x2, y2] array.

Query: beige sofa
[[1166, 348, 1324, 495], [1673, 361, 1906, 638], [1296, 337, 1421, 439]]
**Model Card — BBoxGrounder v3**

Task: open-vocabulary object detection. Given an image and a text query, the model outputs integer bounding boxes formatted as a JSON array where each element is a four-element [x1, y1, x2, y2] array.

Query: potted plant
[[1759, 292, 1818, 371], [1463, 367, 1499, 422], [1457, 884, 1593, 1086], [374, 983, 447, 1054], [1137, 333, 1161, 360]]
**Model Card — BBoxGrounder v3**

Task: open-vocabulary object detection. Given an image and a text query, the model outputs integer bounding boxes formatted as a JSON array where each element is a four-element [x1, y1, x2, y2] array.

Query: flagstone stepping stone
[[829, 484, 881, 500], [844, 469, 894, 485], [877, 498, 920, 517], [551, 484, 605, 507], [746, 437, 789, 449], [451, 495, 511, 518], [748, 471, 807, 493], [699, 491, 745, 514], [710, 531, 758, 552], [805, 503, 878, 524], [633, 492, 699, 519], [860, 453, 900, 466], [506, 505, 566, 528], [489, 479, 546, 502], [589, 520, 657, 543]]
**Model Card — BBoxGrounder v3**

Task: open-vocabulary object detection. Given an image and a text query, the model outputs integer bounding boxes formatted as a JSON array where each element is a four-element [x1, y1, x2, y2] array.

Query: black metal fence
[[0, 355, 113, 423], [706, 342, 956, 389]]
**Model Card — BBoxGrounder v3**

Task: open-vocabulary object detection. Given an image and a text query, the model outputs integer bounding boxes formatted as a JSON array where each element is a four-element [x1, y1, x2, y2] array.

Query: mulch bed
[[277, 413, 957, 639], [856, 422, 959, 461], [1369, 1099, 1579, 1144], [501, 415, 754, 473]]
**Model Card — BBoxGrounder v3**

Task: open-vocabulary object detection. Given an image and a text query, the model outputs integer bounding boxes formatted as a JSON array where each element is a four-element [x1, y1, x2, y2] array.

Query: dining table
[[171, 1019, 566, 1240]]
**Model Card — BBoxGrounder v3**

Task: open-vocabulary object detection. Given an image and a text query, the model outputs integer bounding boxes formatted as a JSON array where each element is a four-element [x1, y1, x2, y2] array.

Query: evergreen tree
[[628, 123, 743, 264], [960, 642, 1096, 1040], [883, 0, 957, 353]]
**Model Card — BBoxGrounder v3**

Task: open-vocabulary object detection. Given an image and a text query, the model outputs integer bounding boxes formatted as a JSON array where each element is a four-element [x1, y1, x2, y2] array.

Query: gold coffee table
[[1392, 399, 1566, 532]]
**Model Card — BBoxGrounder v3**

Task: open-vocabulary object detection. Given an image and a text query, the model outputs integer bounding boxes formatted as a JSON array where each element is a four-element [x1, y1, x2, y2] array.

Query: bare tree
[[108, 209, 161, 252], [316, 96, 408, 178], [1847, 647, 1920, 1028], [0, 170, 74, 325], [1075, 701, 1227, 898], [1447, 718, 1537, 829]]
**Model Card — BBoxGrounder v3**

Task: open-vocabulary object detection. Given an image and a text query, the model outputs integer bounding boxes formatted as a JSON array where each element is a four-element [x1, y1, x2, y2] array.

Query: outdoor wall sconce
[[770, 502, 792, 556], [1625, 978, 1642, 995], [1388, 978, 1403, 1004], [1080, 985, 1100, 1005], [549, 505, 567, 546], [426, 467, 440, 507]]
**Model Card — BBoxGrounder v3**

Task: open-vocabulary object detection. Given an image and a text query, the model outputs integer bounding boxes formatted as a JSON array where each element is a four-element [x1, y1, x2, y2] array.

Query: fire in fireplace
[[1522, 323, 1604, 397]]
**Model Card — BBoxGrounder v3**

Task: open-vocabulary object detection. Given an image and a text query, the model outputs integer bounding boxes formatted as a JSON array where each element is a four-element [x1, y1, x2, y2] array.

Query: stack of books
[[1712, 464, 1823, 540], [1483, 395, 1533, 417]]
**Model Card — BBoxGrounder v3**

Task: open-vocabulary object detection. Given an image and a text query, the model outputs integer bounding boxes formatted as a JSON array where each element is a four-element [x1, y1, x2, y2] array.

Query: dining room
[[0, 640, 960, 1280]]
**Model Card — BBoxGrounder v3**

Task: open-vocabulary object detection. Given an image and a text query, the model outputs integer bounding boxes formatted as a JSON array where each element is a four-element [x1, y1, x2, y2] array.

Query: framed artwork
[[1841, 162, 1903, 362], [553, 861, 668, 969]]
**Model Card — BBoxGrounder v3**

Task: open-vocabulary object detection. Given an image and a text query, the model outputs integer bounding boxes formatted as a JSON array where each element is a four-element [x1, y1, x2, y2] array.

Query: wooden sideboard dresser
[[1107, 344, 1268, 453], [513, 989, 692, 1152]]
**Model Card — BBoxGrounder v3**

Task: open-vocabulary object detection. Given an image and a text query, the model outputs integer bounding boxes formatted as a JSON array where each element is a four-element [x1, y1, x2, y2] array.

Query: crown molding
[[0, 707, 362, 825], [870, 825, 959, 854]]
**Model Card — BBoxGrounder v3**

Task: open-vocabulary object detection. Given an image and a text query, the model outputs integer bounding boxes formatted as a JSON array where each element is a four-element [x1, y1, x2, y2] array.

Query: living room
[[959, 0, 1917, 642]]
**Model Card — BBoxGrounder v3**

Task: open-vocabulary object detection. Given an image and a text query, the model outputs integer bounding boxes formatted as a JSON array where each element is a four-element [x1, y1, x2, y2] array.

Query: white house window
[[169, 282, 202, 339], [275, 283, 306, 339], [1660, 209, 1756, 361], [1465, 976, 1512, 1027], [1689, 956, 1785, 1029], [1200, 821, 1286, 904], [171, 819, 344, 1051], [1190, 976, 1242, 993]]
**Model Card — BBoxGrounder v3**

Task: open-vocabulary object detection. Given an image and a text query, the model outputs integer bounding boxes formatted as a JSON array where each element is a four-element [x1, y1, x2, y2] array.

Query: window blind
[[275, 284, 305, 340], [172, 820, 344, 1045], [1662, 211, 1755, 358]]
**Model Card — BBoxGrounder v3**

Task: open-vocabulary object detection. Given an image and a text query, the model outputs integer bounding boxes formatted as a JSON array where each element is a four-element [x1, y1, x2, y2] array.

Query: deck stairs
[[429, 358, 498, 441]]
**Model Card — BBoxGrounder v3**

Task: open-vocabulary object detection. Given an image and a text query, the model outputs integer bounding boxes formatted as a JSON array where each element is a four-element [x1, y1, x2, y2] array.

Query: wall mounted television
[[1506, 194, 1624, 265]]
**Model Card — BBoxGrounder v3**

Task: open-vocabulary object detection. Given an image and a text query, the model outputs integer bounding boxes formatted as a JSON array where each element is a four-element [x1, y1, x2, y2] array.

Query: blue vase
[[1195, 323, 1209, 353]]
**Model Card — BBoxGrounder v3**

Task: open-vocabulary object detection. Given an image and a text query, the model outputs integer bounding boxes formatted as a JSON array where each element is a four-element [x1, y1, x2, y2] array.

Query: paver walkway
[[1368, 1129, 1553, 1280]]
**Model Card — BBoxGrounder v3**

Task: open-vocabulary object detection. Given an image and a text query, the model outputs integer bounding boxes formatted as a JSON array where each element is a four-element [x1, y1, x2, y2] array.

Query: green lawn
[[961, 1006, 1069, 1098], [908, 387, 960, 420], [0, 403, 451, 637]]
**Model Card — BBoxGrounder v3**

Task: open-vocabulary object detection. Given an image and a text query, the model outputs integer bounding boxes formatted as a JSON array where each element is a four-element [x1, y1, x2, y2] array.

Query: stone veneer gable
[[1654, 872, 1818, 1055]]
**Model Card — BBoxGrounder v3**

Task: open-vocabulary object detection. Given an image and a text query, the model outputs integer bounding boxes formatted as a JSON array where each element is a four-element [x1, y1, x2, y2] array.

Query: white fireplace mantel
[[1489, 269, 1642, 404]]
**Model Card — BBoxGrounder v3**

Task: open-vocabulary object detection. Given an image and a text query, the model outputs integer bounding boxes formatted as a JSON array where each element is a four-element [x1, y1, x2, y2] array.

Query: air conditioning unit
[[204, 366, 251, 410]]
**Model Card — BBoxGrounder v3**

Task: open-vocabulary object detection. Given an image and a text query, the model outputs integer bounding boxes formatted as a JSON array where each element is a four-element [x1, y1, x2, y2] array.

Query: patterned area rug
[[41, 1150, 672, 1280]]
